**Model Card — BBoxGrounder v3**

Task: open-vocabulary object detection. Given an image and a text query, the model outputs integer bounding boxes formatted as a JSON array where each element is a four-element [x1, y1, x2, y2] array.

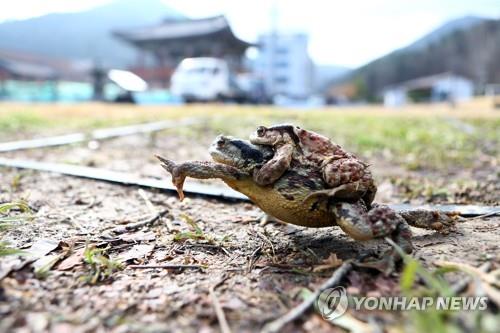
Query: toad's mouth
[[208, 146, 238, 168], [210, 150, 232, 165]]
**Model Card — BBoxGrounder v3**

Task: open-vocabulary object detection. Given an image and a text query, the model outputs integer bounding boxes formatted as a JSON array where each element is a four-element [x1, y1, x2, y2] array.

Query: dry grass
[[0, 97, 499, 127], [0, 99, 498, 170]]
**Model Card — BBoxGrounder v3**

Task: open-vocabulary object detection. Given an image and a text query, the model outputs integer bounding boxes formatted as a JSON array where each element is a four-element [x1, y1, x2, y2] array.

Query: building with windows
[[254, 33, 313, 99], [383, 72, 474, 106]]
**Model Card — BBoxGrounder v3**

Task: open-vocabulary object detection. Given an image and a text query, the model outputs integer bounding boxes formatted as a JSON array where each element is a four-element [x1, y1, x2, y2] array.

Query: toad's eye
[[257, 126, 266, 137], [217, 138, 226, 147]]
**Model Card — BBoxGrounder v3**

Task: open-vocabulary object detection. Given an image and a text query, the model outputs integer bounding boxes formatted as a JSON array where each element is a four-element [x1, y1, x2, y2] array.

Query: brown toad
[[156, 135, 458, 273], [249, 124, 377, 207]]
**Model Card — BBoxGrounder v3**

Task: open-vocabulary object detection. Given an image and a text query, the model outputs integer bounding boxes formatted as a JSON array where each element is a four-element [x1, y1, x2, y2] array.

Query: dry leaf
[[58, 248, 85, 270], [313, 253, 343, 272], [33, 254, 64, 277], [0, 239, 60, 280], [26, 239, 60, 258], [117, 244, 155, 262], [119, 231, 156, 242]]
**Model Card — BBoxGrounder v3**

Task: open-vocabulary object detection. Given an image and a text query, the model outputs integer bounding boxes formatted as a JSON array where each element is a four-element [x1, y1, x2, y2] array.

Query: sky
[[0, 0, 499, 67]]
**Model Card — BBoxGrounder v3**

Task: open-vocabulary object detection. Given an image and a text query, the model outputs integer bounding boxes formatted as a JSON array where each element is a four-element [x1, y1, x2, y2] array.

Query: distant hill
[[340, 16, 500, 98], [406, 15, 486, 51], [0, 0, 184, 67], [315, 64, 351, 91]]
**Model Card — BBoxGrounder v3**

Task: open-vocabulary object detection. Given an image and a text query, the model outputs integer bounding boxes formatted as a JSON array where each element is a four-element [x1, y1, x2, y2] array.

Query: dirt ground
[[0, 124, 499, 333]]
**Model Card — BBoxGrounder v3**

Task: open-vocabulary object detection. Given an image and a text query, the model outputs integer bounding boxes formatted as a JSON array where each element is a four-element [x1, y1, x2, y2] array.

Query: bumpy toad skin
[[156, 136, 458, 272], [249, 125, 377, 207]]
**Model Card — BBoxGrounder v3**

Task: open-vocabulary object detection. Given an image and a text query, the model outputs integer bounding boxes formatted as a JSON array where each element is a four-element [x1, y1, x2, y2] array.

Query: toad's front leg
[[156, 155, 246, 200], [253, 144, 293, 186]]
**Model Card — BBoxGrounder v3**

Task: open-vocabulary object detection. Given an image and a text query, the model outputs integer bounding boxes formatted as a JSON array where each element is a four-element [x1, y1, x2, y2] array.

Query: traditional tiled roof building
[[114, 15, 252, 87]]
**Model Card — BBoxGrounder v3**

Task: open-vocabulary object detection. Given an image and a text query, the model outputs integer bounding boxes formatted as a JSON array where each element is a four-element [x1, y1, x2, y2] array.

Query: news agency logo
[[314, 286, 349, 321], [315, 287, 489, 322]]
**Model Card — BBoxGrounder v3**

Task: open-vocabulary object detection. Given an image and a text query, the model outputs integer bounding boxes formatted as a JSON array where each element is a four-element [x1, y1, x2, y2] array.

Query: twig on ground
[[465, 210, 500, 221], [210, 275, 232, 333], [255, 263, 310, 270], [220, 247, 231, 256], [435, 260, 500, 307], [435, 260, 499, 287], [111, 209, 169, 234], [182, 243, 231, 256], [451, 262, 491, 294], [246, 246, 262, 274], [138, 189, 157, 215], [256, 230, 276, 260], [261, 261, 353, 333], [128, 264, 202, 270], [212, 273, 230, 289], [138, 189, 173, 231]]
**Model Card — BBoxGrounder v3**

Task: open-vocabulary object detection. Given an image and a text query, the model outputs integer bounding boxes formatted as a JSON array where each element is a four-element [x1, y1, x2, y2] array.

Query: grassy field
[[1, 100, 498, 171]]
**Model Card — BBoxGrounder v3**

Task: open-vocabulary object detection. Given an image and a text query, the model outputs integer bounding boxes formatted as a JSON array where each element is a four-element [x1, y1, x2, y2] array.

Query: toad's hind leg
[[398, 209, 460, 231], [305, 163, 377, 208], [332, 202, 412, 274], [303, 183, 368, 204], [322, 158, 366, 188]]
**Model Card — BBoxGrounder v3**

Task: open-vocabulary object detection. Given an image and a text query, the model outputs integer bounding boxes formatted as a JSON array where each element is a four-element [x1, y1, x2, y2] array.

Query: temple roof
[[0, 49, 89, 80], [0, 59, 56, 79], [113, 15, 252, 47]]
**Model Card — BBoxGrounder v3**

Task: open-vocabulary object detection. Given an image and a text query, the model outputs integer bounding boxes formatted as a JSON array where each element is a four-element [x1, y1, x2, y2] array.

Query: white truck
[[170, 57, 247, 103]]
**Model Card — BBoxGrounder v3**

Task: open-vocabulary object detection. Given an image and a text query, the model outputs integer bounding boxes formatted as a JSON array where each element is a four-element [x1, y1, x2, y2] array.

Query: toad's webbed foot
[[156, 154, 176, 173], [353, 222, 412, 275], [259, 214, 284, 226], [354, 251, 397, 275], [157, 155, 186, 200]]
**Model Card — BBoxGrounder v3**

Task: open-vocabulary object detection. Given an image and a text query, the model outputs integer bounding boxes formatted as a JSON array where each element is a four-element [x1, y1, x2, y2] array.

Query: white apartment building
[[254, 33, 314, 99]]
